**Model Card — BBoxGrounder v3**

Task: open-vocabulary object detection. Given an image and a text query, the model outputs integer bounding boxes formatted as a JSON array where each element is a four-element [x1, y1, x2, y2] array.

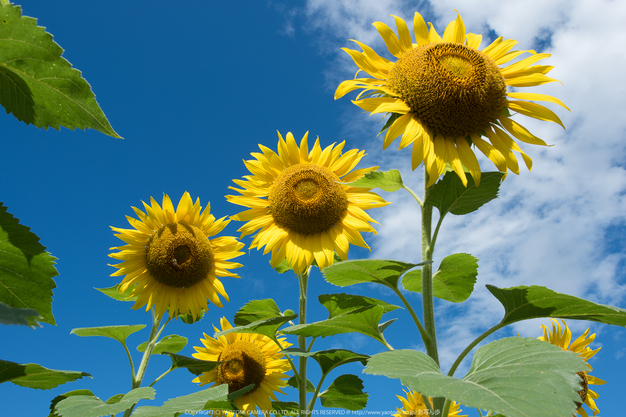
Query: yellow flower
[[394, 389, 467, 417], [109, 192, 244, 320], [192, 317, 292, 414], [538, 319, 606, 416], [226, 131, 389, 274], [336, 11, 568, 187]]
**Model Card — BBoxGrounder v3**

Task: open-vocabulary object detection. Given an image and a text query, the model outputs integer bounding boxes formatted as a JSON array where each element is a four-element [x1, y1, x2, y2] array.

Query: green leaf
[[48, 390, 96, 417], [323, 259, 419, 289], [425, 171, 503, 216], [94, 284, 137, 302], [273, 258, 293, 274], [365, 337, 587, 417], [281, 305, 393, 345], [162, 353, 221, 377], [312, 349, 369, 376], [0, 4, 121, 137], [71, 324, 146, 346], [403, 254, 478, 303], [54, 387, 154, 417], [378, 112, 401, 136], [272, 401, 298, 417], [0, 359, 90, 389], [287, 376, 315, 393], [320, 293, 400, 318], [344, 169, 405, 192], [215, 299, 297, 342], [0, 203, 58, 325], [132, 385, 236, 416], [320, 374, 368, 410], [488, 285, 626, 326], [0, 300, 41, 327], [137, 335, 187, 355]]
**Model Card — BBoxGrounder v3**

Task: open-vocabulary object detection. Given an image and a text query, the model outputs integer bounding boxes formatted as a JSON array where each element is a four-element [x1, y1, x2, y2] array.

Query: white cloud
[[296, 0, 626, 372]]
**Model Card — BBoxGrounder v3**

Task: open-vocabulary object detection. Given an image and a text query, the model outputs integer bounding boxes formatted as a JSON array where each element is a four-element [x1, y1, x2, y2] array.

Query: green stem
[[421, 171, 439, 364], [122, 310, 166, 417], [392, 286, 430, 347], [297, 268, 310, 415], [402, 184, 423, 207], [447, 322, 504, 377]]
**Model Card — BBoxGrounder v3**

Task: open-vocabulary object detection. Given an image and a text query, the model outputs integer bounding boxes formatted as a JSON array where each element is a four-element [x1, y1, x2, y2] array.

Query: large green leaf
[[0, 359, 90, 389], [0, 300, 41, 326], [48, 390, 96, 417], [425, 171, 503, 216], [0, 203, 58, 325], [282, 348, 369, 376], [0, 4, 121, 137], [488, 285, 626, 326], [272, 401, 298, 416], [132, 385, 238, 416], [71, 324, 146, 346], [234, 299, 285, 324], [54, 387, 154, 417], [320, 293, 400, 318], [323, 259, 419, 289], [215, 300, 297, 342], [403, 254, 478, 303], [137, 334, 187, 355], [344, 169, 405, 192], [365, 337, 587, 417], [162, 352, 222, 377], [320, 374, 368, 410]]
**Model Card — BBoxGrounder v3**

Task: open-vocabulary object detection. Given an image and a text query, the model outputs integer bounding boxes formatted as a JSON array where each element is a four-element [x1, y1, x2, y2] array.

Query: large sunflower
[[226, 131, 389, 274], [192, 316, 292, 414], [538, 319, 606, 416], [335, 11, 568, 187], [394, 389, 467, 417], [109, 192, 244, 320]]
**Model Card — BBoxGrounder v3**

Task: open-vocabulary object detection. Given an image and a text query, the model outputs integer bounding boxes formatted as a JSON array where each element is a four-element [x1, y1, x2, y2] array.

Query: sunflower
[[226, 131, 389, 274], [335, 11, 568, 187], [109, 192, 244, 320], [538, 319, 606, 416], [394, 389, 467, 417], [192, 316, 292, 414]]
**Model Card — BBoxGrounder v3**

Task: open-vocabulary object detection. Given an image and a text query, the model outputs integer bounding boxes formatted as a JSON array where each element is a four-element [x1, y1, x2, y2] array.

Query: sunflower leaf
[[364, 337, 586, 417], [311, 349, 369, 376], [54, 387, 154, 417], [280, 305, 392, 346], [272, 401, 299, 416], [70, 324, 146, 347], [131, 385, 251, 416], [319, 374, 368, 411], [344, 169, 405, 192], [137, 335, 187, 355], [287, 376, 315, 393], [488, 284, 626, 326], [0, 359, 91, 390], [425, 171, 504, 216], [162, 352, 222, 377], [319, 293, 400, 318], [402, 254, 478, 303], [0, 203, 58, 325], [0, 301, 42, 327], [48, 390, 96, 417], [94, 285, 137, 302], [323, 259, 419, 289], [0, 4, 121, 137], [234, 299, 283, 324]]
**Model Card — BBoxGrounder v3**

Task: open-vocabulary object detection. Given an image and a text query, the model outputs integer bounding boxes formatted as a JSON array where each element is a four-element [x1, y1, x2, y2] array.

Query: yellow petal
[[456, 137, 482, 186], [354, 97, 410, 115], [372, 21, 404, 57], [507, 92, 569, 111], [413, 12, 430, 46], [442, 11, 466, 44], [391, 15, 412, 53], [508, 100, 565, 129], [499, 116, 549, 146]]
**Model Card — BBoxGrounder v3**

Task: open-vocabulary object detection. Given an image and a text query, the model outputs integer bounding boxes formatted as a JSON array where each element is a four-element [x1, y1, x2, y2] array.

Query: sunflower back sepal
[[95, 285, 138, 303], [425, 171, 504, 216], [179, 310, 205, 325], [486, 285, 626, 327]]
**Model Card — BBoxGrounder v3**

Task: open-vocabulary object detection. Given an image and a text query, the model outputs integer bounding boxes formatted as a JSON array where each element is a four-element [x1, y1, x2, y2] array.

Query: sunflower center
[[387, 42, 507, 138], [576, 371, 589, 405], [217, 340, 267, 393], [145, 222, 213, 288], [269, 163, 348, 235]]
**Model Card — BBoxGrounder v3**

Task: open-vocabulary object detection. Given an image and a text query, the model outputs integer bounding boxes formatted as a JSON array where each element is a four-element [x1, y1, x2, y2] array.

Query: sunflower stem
[[392, 286, 430, 347], [421, 170, 443, 414], [297, 268, 310, 415], [402, 184, 423, 207], [448, 322, 504, 377], [123, 310, 164, 417]]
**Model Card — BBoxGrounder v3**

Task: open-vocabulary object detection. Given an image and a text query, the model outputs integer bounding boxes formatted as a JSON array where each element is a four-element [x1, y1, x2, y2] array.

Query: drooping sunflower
[[192, 316, 292, 414], [538, 319, 606, 416], [335, 11, 568, 187], [109, 192, 244, 320], [394, 389, 467, 417], [226, 131, 389, 274]]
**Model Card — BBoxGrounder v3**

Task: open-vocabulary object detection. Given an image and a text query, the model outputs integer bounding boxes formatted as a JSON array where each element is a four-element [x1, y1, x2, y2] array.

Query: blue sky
[[2, 0, 625, 415]]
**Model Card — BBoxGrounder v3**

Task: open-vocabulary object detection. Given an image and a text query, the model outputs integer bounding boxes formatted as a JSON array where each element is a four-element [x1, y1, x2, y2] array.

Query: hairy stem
[[298, 268, 310, 415]]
